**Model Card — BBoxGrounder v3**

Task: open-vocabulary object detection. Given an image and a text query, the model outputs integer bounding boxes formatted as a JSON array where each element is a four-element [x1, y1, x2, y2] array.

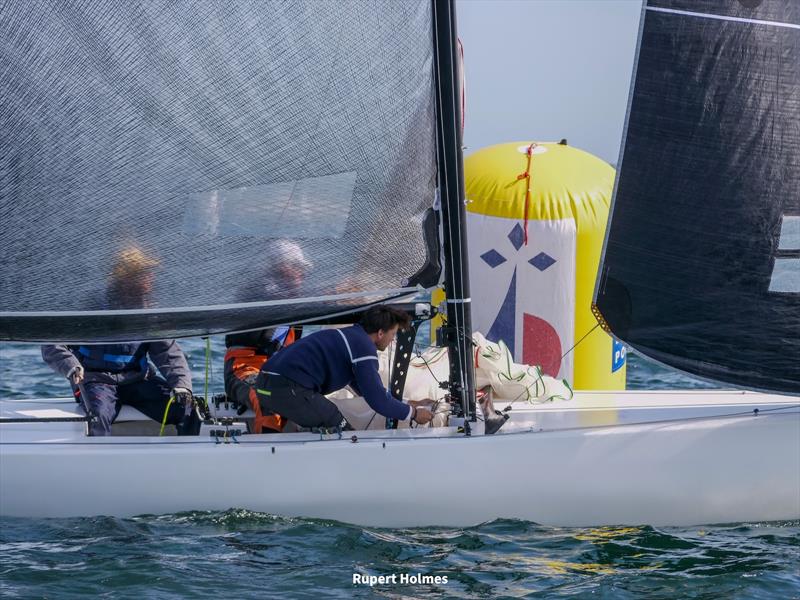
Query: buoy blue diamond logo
[[480, 249, 507, 268], [508, 223, 525, 251], [529, 252, 556, 271]]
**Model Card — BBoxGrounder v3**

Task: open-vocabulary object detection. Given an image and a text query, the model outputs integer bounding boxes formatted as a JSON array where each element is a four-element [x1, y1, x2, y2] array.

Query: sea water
[[1, 341, 798, 599]]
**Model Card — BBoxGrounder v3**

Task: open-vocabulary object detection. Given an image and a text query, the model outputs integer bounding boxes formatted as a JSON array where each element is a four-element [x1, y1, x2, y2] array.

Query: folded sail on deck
[[594, 0, 800, 394], [0, 1, 440, 342]]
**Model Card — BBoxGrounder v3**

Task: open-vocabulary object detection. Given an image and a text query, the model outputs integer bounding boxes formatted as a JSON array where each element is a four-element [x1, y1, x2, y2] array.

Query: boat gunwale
[[1, 407, 797, 447]]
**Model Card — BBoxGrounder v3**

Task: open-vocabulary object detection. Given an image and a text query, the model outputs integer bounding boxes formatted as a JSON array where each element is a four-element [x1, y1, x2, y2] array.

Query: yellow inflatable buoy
[[462, 140, 625, 390]]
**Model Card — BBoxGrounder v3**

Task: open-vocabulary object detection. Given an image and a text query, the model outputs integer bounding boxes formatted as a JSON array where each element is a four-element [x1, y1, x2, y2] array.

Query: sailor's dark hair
[[360, 305, 411, 333]]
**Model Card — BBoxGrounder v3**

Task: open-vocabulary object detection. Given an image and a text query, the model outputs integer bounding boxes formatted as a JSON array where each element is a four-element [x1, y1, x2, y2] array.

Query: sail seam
[[646, 6, 800, 30]]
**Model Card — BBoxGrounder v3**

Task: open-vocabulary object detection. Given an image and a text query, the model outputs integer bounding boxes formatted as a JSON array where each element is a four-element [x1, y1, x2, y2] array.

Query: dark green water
[[1, 341, 798, 598], [2, 513, 798, 599]]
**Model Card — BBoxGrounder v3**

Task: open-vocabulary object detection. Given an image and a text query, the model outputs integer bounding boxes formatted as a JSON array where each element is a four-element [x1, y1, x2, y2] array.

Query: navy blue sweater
[[263, 325, 412, 421]]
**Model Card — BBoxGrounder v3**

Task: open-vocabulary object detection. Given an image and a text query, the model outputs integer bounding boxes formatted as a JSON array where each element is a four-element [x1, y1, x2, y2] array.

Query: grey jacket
[[41, 341, 193, 390]]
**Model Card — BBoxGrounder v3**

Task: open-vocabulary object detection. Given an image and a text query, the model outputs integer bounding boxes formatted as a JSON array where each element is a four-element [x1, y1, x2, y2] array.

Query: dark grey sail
[[0, 0, 441, 342], [594, 0, 800, 394]]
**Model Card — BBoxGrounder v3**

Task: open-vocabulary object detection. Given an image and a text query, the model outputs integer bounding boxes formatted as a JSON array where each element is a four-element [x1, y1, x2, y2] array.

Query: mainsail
[[594, 0, 800, 394], [0, 1, 441, 342]]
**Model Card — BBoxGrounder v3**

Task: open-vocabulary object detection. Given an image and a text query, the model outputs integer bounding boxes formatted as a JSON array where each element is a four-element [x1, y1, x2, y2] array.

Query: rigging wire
[[560, 322, 602, 361], [411, 343, 447, 387], [447, 319, 601, 367], [203, 337, 211, 403]]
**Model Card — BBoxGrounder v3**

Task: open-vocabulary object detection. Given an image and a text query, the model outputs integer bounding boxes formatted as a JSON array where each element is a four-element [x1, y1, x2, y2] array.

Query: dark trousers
[[254, 373, 343, 429], [224, 352, 284, 434], [77, 378, 195, 436]]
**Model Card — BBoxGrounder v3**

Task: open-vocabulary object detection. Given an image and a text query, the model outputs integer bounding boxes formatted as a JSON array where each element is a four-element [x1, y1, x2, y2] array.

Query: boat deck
[[1, 389, 797, 444]]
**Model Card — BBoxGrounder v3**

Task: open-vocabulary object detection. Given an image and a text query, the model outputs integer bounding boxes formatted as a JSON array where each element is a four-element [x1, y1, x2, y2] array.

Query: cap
[[274, 239, 312, 270], [110, 246, 160, 280]]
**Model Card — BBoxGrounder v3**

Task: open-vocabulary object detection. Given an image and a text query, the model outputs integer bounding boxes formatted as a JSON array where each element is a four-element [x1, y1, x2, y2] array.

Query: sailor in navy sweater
[[254, 305, 433, 429]]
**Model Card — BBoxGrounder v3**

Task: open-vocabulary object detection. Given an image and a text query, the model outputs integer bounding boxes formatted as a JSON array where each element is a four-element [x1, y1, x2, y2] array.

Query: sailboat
[[1, 0, 798, 526]]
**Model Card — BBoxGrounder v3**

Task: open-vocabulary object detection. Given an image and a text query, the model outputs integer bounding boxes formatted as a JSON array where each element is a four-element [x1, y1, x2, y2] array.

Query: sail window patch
[[769, 216, 799, 293], [182, 172, 356, 238], [777, 216, 799, 250]]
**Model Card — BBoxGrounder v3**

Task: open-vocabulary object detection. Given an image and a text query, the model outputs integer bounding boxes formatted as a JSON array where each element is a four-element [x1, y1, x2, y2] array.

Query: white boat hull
[[1, 390, 798, 526]]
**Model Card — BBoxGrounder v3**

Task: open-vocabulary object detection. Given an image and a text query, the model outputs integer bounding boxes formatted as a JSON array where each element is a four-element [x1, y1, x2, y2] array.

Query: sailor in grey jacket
[[41, 341, 199, 436]]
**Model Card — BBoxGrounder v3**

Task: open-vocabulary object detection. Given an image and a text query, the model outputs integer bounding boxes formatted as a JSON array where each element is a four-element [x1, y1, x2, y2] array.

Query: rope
[[516, 142, 537, 245], [411, 344, 448, 387], [159, 396, 175, 437], [560, 323, 602, 361], [204, 337, 211, 402]]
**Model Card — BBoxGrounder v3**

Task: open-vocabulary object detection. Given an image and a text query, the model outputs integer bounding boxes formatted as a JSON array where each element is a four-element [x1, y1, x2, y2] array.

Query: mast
[[431, 0, 476, 421]]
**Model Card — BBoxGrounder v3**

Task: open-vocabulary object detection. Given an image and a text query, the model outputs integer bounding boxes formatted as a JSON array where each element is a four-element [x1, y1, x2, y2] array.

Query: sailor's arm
[[147, 340, 193, 392], [351, 362, 432, 424], [41, 345, 83, 382], [351, 362, 412, 420]]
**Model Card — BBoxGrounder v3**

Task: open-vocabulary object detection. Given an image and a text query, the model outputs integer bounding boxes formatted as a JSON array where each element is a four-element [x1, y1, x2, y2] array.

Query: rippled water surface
[[1, 513, 798, 599], [1, 343, 798, 598]]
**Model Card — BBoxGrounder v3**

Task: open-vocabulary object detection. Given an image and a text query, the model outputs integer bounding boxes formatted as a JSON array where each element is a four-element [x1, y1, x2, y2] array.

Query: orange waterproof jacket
[[224, 328, 296, 433]]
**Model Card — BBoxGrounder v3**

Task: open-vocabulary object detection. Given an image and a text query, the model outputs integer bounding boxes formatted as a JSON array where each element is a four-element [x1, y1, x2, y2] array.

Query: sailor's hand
[[172, 387, 194, 408], [412, 406, 433, 425], [68, 365, 84, 385]]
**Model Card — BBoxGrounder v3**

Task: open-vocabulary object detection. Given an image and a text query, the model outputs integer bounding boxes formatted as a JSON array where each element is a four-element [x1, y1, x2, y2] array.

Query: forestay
[[594, 0, 800, 394], [0, 0, 440, 342]]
